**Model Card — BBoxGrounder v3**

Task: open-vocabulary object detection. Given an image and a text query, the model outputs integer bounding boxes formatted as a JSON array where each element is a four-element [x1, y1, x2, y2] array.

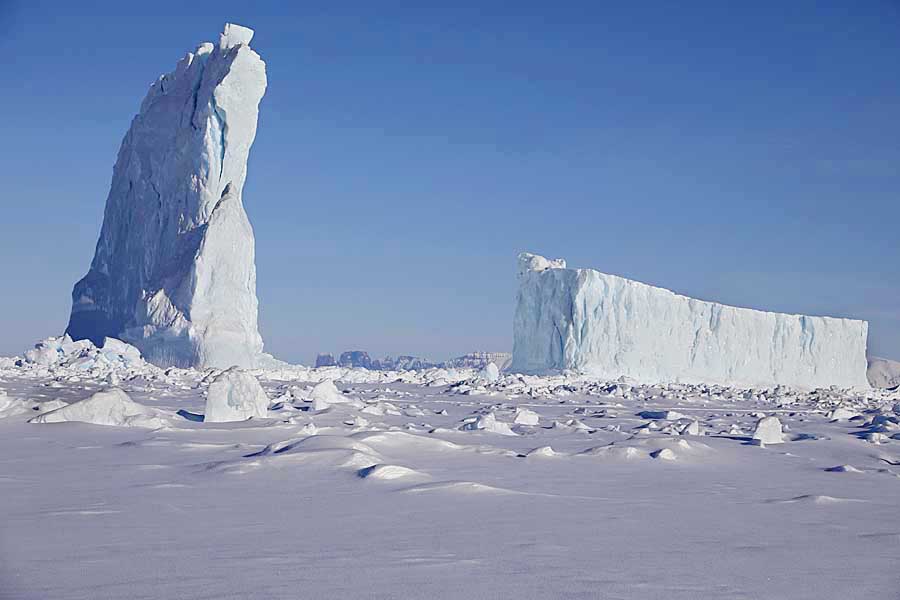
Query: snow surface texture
[[513, 252, 870, 389], [1, 350, 899, 599], [66, 23, 268, 369]]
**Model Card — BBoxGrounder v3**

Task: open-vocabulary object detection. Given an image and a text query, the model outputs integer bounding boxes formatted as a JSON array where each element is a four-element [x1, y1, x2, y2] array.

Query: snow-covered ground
[[2, 340, 899, 599]]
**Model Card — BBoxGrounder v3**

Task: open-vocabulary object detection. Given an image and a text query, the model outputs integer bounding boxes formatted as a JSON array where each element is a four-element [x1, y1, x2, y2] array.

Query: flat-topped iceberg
[[66, 24, 268, 369], [512, 253, 869, 389]]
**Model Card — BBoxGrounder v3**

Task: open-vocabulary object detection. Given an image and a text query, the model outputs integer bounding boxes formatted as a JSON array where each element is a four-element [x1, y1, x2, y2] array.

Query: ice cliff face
[[66, 24, 268, 368], [512, 253, 870, 389]]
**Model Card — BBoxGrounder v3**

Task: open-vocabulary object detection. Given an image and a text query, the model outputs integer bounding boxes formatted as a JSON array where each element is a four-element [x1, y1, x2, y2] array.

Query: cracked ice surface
[[513, 253, 870, 389], [66, 24, 268, 369]]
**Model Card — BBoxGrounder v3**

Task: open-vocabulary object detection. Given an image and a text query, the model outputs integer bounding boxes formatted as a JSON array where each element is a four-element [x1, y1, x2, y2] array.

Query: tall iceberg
[[512, 253, 869, 389], [66, 24, 268, 368]]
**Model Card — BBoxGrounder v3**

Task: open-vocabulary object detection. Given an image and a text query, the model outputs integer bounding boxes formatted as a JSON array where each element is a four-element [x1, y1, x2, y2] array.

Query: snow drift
[[29, 388, 165, 428], [66, 23, 268, 369], [512, 253, 869, 388]]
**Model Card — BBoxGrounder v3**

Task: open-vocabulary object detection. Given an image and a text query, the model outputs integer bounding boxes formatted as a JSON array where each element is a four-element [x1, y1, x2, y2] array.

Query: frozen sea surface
[[1, 355, 899, 599]]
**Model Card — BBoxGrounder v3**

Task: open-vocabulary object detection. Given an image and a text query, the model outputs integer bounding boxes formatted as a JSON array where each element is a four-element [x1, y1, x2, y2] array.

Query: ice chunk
[[66, 24, 269, 369], [512, 253, 870, 389], [219, 23, 254, 49], [479, 362, 500, 382], [459, 412, 517, 436], [827, 407, 859, 421], [517, 252, 566, 279], [30, 388, 164, 428], [513, 407, 540, 425], [752, 416, 784, 445], [100, 338, 142, 366], [309, 379, 346, 405], [204, 367, 269, 422]]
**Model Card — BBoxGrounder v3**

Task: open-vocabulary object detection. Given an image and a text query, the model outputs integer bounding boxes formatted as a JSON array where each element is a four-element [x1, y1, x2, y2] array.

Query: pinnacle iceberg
[[66, 24, 268, 369], [512, 253, 870, 389]]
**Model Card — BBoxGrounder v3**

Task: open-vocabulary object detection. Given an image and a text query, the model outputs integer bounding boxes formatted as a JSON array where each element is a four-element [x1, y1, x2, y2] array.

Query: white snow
[[204, 367, 269, 422], [29, 388, 165, 428], [66, 24, 269, 369], [513, 252, 870, 389], [3, 340, 900, 599], [459, 411, 517, 436], [309, 379, 353, 407]]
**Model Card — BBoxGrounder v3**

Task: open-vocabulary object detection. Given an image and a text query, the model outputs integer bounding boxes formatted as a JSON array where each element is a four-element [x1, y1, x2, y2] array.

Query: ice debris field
[[1, 336, 899, 600]]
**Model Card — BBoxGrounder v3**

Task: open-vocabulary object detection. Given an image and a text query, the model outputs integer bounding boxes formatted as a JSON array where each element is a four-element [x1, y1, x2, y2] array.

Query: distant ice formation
[[512, 252, 870, 388], [66, 24, 269, 369]]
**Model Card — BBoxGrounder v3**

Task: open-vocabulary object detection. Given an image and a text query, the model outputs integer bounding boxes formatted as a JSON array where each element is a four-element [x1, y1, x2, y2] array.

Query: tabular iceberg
[[66, 24, 268, 368], [512, 253, 869, 389]]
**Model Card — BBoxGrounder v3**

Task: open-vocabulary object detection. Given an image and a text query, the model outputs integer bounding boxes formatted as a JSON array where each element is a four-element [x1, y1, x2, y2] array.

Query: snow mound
[[524, 445, 560, 458], [579, 445, 649, 461], [30, 388, 165, 428], [651, 448, 677, 460], [0, 393, 69, 420], [827, 407, 860, 421], [357, 464, 428, 481], [353, 431, 463, 453], [400, 481, 520, 495], [308, 379, 363, 410], [825, 465, 863, 473], [204, 367, 269, 423], [513, 252, 869, 389], [458, 412, 517, 436]]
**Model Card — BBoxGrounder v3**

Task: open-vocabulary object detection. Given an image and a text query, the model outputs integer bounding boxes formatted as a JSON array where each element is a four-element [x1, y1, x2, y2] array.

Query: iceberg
[[512, 253, 869, 389], [66, 24, 268, 369]]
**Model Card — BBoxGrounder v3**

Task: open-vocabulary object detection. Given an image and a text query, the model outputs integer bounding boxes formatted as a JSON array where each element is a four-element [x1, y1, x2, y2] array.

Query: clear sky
[[1, 0, 898, 364]]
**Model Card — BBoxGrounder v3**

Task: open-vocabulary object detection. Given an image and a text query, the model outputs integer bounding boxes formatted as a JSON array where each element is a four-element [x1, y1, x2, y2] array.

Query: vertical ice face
[[512, 253, 870, 389], [66, 24, 267, 368]]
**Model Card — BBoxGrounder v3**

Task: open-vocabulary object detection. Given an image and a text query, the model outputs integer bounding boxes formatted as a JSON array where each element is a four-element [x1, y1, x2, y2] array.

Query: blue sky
[[1, 0, 899, 363]]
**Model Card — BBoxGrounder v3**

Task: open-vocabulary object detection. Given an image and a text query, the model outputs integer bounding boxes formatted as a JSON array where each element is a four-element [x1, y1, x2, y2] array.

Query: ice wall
[[512, 253, 870, 388], [66, 24, 267, 368]]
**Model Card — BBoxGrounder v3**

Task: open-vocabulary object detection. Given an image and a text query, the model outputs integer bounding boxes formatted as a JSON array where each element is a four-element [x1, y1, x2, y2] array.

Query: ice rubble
[[22, 335, 148, 372], [66, 23, 269, 369], [512, 252, 870, 389], [30, 388, 165, 428]]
